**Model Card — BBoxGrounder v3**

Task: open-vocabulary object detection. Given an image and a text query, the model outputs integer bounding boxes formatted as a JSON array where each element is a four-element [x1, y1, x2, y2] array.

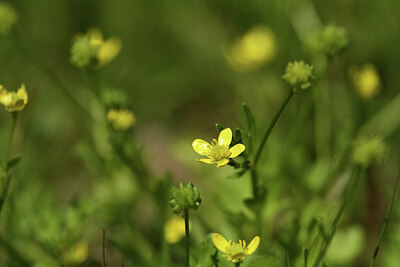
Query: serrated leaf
[[6, 154, 22, 172]]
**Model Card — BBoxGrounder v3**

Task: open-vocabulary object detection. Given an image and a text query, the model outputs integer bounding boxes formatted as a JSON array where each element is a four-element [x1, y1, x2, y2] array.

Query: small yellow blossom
[[0, 84, 28, 112], [349, 64, 381, 99], [0, 2, 18, 34], [225, 25, 276, 73], [164, 215, 192, 244], [212, 233, 260, 263], [192, 128, 245, 168], [64, 240, 89, 264], [70, 28, 122, 68], [107, 108, 136, 131]]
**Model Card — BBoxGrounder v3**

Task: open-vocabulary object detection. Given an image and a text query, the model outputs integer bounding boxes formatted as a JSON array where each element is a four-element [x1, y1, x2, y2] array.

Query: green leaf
[[241, 103, 256, 134], [241, 103, 257, 153], [215, 123, 225, 133], [227, 169, 247, 179], [232, 128, 243, 145], [6, 154, 22, 172]]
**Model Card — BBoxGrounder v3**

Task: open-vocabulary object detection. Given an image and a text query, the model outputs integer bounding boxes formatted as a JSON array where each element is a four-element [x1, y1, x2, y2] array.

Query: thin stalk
[[369, 174, 400, 267], [103, 228, 106, 267], [4, 113, 18, 168], [184, 210, 190, 267], [286, 251, 291, 267], [304, 247, 309, 267], [251, 89, 294, 198], [0, 113, 18, 215], [253, 89, 294, 166], [312, 167, 364, 267], [235, 263, 241, 267]]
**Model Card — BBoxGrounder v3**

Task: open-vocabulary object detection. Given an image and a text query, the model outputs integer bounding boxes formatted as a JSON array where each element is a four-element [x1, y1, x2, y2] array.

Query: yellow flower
[[349, 64, 381, 99], [192, 128, 245, 168], [0, 84, 28, 112], [212, 233, 260, 263], [164, 215, 192, 244], [64, 240, 89, 264], [107, 108, 136, 131], [70, 28, 122, 68], [87, 28, 122, 67], [225, 25, 276, 73]]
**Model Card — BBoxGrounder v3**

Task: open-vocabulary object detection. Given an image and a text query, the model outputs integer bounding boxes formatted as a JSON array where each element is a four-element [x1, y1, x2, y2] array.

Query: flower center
[[225, 242, 246, 263], [210, 144, 231, 161]]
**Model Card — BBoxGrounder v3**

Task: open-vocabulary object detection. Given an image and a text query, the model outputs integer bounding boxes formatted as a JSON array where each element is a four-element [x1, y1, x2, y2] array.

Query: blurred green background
[[1, 0, 400, 266]]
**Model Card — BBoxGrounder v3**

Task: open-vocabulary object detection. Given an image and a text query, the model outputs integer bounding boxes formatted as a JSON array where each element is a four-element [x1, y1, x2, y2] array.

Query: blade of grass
[[369, 174, 400, 267]]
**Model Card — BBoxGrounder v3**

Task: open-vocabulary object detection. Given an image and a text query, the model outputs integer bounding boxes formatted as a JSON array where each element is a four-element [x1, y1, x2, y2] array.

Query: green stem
[[103, 228, 106, 267], [369, 174, 400, 267], [0, 113, 18, 215], [253, 89, 294, 167], [235, 263, 241, 267], [250, 89, 294, 198], [312, 167, 364, 267], [304, 247, 309, 267], [184, 210, 190, 267], [4, 113, 18, 168]]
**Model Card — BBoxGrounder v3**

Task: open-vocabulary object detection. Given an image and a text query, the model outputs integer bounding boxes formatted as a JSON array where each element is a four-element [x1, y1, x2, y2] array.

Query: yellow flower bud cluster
[[107, 108, 136, 131], [70, 28, 122, 68]]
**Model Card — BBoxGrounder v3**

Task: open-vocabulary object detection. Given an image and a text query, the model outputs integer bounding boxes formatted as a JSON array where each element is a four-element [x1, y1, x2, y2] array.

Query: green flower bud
[[169, 182, 201, 214], [282, 61, 315, 91], [309, 24, 349, 57], [70, 36, 98, 68], [0, 2, 18, 35], [352, 135, 388, 167], [101, 88, 128, 109]]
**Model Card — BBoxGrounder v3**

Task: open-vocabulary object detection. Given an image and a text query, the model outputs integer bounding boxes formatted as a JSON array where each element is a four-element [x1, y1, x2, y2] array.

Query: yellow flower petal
[[192, 139, 212, 156], [164, 215, 191, 244], [245, 236, 260, 255], [196, 158, 215, 164], [212, 233, 229, 253], [218, 128, 232, 147], [0, 84, 28, 112], [229, 144, 245, 158], [87, 27, 104, 46], [98, 37, 122, 66], [17, 84, 28, 105], [216, 159, 229, 168]]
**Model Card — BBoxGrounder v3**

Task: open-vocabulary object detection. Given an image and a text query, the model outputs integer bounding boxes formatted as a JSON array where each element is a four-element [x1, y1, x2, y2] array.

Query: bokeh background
[[1, 0, 400, 266]]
